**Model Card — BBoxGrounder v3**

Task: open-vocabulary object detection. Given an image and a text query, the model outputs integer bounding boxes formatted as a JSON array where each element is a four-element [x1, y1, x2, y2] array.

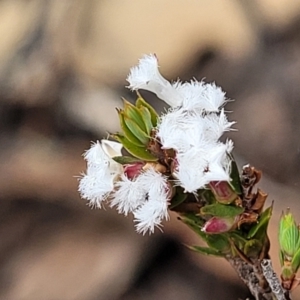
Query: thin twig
[[261, 259, 290, 300]]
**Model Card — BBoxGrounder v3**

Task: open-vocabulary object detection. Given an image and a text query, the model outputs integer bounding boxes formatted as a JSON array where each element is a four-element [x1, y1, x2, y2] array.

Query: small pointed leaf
[[291, 246, 300, 273], [228, 157, 242, 195], [136, 95, 158, 127], [244, 239, 262, 258], [201, 203, 244, 218], [169, 187, 187, 209], [123, 99, 147, 132], [124, 116, 150, 145], [187, 245, 224, 257], [229, 231, 247, 250], [112, 156, 142, 165], [247, 204, 273, 239], [205, 234, 231, 253], [139, 106, 153, 135], [198, 189, 216, 204], [118, 110, 144, 146], [179, 213, 206, 238], [111, 134, 157, 161]]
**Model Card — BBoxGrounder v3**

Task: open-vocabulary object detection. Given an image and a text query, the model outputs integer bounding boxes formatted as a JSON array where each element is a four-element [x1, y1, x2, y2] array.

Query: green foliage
[[247, 205, 273, 239], [169, 187, 187, 209], [112, 156, 142, 165], [117, 110, 144, 146], [138, 106, 153, 135], [229, 158, 242, 195], [135, 95, 158, 127], [187, 245, 224, 257], [123, 99, 148, 132], [124, 116, 150, 144], [200, 203, 244, 218], [111, 134, 157, 161], [279, 210, 299, 257]]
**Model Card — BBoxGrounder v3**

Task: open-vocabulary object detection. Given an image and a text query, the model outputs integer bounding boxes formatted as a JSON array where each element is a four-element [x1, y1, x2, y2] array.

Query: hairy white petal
[[78, 169, 113, 208], [84, 141, 109, 165], [174, 148, 209, 193], [79, 140, 123, 207], [127, 54, 182, 107], [201, 82, 227, 112], [174, 141, 233, 193], [175, 80, 206, 111], [133, 168, 170, 235], [134, 199, 169, 235], [204, 142, 233, 182], [202, 109, 236, 141], [111, 175, 146, 215], [157, 108, 213, 151]]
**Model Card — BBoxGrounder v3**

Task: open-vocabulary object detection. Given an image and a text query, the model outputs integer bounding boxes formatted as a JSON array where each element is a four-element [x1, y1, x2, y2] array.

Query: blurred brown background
[[1, 1, 300, 299]]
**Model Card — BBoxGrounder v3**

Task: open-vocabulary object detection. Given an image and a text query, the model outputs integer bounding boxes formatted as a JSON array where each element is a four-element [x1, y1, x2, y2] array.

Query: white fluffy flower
[[157, 107, 234, 153], [78, 54, 238, 235], [109, 167, 170, 234], [78, 140, 123, 208], [202, 109, 236, 141], [133, 168, 170, 235], [157, 108, 207, 152], [127, 55, 228, 112], [111, 174, 146, 215], [200, 82, 227, 112], [127, 54, 182, 107], [174, 141, 233, 193]]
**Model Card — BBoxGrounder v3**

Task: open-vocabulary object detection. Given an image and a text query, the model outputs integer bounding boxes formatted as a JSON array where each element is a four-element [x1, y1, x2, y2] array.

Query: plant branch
[[227, 256, 284, 300], [261, 259, 290, 300]]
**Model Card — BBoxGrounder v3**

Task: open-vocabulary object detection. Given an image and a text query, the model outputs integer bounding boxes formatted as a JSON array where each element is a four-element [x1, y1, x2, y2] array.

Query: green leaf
[[169, 187, 187, 209], [247, 205, 273, 239], [179, 213, 230, 252], [123, 99, 147, 132], [279, 250, 285, 267], [279, 210, 300, 257], [291, 242, 300, 273], [124, 116, 150, 145], [136, 95, 158, 127], [112, 156, 142, 165], [186, 245, 224, 257], [244, 239, 262, 258], [179, 213, 206, 238], [117, 110, 144, 147], [205, 234, 231, 253], [139, 106, 153, 135], [228, 158, 242, 195], [198, 189, 216, 204], [111, 134, 157, 161], [200, 203, 244, 218], [229, 231, 247, 250]]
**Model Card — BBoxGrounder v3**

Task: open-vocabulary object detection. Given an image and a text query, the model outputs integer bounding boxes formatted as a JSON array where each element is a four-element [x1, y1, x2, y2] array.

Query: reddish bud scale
[[202, 216, 235, 234], [124, 162, 145, 179], [209, 181, 237, 204]]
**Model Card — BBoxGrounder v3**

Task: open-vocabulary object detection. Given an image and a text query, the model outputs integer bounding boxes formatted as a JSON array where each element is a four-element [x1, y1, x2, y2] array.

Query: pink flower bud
[[124, 162, 144, 179], [202, 216, 235, 234], [209, 181, 237, 204]]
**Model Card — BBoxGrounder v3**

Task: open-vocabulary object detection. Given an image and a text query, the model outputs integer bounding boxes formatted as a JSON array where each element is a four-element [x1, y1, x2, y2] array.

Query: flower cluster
[[79, 54, 235, 234]]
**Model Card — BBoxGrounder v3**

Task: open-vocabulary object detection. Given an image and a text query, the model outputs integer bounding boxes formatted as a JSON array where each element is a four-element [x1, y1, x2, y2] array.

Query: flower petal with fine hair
[[78, 140, 123, 208], [126, 54, 182, 107], [133, 168, 170, 234]]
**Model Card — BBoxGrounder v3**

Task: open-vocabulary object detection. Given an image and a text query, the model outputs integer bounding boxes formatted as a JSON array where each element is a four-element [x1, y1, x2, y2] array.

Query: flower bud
[[209, 181, 238, 204], [124, 162, 144, 179], [202, 216, 236, 234], [279, 210, 300, 290], [279, 210, 300, 260]]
